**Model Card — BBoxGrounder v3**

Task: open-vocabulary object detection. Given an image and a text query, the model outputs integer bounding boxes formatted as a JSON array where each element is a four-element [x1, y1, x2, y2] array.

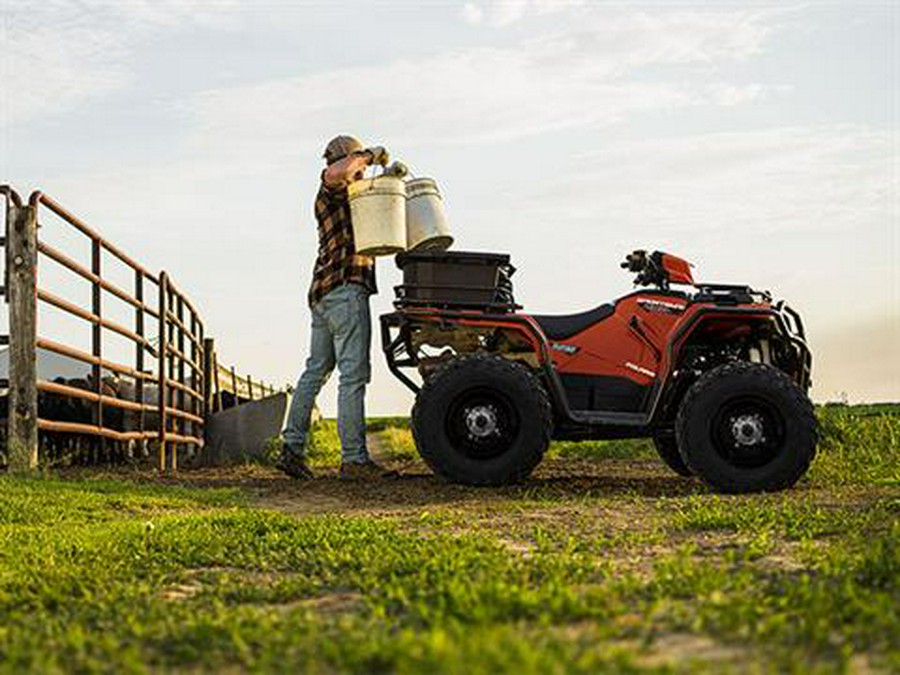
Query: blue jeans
[[282, 283, 372, 464]]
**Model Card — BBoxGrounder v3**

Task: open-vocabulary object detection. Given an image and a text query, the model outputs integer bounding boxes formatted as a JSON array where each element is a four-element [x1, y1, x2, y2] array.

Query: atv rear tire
[[676, 361, 817, 493], [411, 355, 552, 486], [652, 432, 693, 477]]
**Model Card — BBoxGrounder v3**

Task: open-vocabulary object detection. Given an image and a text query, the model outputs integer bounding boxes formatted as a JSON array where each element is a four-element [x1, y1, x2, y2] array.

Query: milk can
[[348, 175, 407, 256], [406, 178, 453, 251]]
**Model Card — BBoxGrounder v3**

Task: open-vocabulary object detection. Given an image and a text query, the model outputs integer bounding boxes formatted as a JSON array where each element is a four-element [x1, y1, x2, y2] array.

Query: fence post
[[91, 238, 103, 462], [202, 338, 214, 420], [157, 272, 169, 476], [191, 313, 200, 445], [7, 201, 38, 472], [176, 296, 185, 469], [212, 350, 222, 413], [135, 270, 145, 441]]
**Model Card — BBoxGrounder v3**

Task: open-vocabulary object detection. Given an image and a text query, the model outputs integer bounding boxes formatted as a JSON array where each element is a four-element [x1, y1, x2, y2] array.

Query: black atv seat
[[531, 303, 616, 340]]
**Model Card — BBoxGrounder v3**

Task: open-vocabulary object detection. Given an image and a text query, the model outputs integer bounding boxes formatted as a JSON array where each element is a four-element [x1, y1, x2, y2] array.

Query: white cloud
[[556, 125, 894, 233], [461, 2, 484, 24], [1, 24, 129, 126], [462, 0, 586, 27], [709, 83, 770, 106], [526, 8, 779, 69], [185, 8, 781, 156], [486, 0, 529, 26], [0, 0, 243, 126], [186, 50, 704, 155]]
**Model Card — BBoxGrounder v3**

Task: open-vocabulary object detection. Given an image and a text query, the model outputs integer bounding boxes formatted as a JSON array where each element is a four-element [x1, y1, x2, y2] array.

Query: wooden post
[[135, 270, 145, 438], [213, 351, 222, 413], [190, 313, 199, 443], [7, 203, 38, 472], [91, 238, 103, 462], [230, 366, 237, 406], [167, 289, 176, 472], [157, 272, 168, 475], [202, 338, 214, 420], [175, 297, 185, 471]]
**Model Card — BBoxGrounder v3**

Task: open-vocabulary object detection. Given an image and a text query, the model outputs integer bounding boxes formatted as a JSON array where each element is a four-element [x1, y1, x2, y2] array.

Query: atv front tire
[[676, 361, 817, 493], [411, 355, 552, 486], [652, 432, 693, 477]]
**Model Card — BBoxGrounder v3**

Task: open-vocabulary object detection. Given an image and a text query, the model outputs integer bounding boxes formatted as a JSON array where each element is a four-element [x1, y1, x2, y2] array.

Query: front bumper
[[775, 301, 812, 390]]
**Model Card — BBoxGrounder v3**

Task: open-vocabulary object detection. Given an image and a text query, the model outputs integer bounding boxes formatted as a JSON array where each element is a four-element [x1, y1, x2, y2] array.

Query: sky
[[1, 0, 898, 415]]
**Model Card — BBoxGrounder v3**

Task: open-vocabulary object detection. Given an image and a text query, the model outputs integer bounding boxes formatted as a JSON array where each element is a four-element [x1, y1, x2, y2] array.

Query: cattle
[[1, 373, 213, 468], [37, 377, 92, 464], [117, 378, 161, 460], [36, 374, 133, 465]]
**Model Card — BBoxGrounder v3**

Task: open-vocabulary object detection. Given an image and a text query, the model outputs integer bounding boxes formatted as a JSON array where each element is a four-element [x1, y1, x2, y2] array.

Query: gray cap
[[323, 135, 364, 165]]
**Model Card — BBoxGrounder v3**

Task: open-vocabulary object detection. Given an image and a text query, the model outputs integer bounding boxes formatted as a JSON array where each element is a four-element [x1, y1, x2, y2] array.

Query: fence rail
[[1, 186, 281, 475], [214, 361, 278, 405]]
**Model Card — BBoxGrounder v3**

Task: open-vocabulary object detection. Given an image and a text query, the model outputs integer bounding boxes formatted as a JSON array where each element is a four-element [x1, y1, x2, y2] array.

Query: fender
[[381, 309, 554, 389], [647, 305, 810, 425]]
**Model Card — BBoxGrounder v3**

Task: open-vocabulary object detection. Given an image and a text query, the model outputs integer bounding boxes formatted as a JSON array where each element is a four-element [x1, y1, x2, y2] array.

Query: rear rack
[[393, 286, 519, 312], [394, 250, 519, 313]]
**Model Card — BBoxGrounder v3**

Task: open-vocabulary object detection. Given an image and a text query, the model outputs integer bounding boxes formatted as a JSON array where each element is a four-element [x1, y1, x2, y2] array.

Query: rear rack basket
[[394, 250, 518, 312]]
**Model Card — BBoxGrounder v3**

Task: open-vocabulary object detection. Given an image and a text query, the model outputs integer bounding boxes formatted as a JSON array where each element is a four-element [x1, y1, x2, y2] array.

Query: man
[[278, 135, 395, 480]]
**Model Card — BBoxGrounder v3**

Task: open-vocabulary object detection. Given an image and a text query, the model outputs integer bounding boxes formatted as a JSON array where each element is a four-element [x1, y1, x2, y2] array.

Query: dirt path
[[169, 456, 702, 518]]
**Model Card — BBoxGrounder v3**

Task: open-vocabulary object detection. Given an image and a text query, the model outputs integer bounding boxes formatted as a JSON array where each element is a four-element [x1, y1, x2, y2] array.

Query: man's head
[[323, 135, 364, 166]]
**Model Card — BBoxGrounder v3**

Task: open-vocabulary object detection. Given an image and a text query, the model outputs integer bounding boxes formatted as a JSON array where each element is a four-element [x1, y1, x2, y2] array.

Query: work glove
[[366, 146, 390, 166], [384, 161, 409, 178]]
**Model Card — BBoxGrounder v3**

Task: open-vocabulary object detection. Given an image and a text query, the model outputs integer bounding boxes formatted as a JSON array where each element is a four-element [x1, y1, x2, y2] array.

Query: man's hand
[[366, 146, 390, 166], [384, 161, 409, 178]]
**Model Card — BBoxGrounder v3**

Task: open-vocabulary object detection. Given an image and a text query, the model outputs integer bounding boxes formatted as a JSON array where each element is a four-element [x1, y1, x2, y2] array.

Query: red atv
[[381, 250, 815, 493]]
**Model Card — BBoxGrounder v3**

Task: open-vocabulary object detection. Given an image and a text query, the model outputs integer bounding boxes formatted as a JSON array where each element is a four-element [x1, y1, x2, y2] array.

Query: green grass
[[810, 407, 900, 486], [546, 438, 656, 461], [0, 405, 897, 672], [0, 476, 243, 526]]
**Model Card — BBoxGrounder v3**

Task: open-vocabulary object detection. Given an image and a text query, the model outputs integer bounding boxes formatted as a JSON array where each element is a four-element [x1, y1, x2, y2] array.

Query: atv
[[380, 249, 815, 493]]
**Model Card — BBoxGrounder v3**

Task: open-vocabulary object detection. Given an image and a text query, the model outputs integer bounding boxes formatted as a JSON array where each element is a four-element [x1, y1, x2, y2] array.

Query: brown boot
[[339, 459, 399, 481], [275, 451, 315, 480]]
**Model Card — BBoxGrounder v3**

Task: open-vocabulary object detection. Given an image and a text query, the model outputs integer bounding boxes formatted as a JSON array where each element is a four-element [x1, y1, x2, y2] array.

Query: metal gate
[[1, 185, 278, 475]]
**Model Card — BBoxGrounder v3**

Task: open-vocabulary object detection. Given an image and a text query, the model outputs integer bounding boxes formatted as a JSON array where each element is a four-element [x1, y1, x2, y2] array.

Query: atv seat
[[531, 303, 616, 340]]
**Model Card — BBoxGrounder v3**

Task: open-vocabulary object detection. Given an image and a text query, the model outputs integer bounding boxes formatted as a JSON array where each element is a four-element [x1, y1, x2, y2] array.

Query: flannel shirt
[[307, 174, 377, 307]]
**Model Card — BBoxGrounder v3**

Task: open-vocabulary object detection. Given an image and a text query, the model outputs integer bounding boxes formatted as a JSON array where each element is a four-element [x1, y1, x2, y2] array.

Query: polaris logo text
[[550, 343, 579, 355], [637, 298, 686, 314]]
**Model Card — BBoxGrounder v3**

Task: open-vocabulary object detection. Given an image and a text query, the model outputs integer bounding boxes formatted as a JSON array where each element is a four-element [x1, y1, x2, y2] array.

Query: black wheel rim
[[445, 386, 521, 461], [710, 395, 786, 469]]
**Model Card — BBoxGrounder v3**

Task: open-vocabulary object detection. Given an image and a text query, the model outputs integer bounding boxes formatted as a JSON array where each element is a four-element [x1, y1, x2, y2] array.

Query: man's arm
[[323, 146, 389, 189]]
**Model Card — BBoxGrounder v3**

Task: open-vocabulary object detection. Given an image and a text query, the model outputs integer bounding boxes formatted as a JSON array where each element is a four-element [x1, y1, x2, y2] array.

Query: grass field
[[0, 405, 897, 673]]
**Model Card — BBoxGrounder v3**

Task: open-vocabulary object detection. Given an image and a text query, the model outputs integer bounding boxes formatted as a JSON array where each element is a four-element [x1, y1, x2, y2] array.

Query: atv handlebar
[[621, 250, 666, 288], [621, 250, 648, 273]]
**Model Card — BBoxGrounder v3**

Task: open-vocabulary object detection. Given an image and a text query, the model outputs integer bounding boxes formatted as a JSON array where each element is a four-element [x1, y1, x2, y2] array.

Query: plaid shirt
[[307, 174, 377, 307]]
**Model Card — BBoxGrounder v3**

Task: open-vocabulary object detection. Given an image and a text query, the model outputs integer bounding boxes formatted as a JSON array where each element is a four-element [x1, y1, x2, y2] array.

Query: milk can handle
[[364, 163, 387, 192]]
